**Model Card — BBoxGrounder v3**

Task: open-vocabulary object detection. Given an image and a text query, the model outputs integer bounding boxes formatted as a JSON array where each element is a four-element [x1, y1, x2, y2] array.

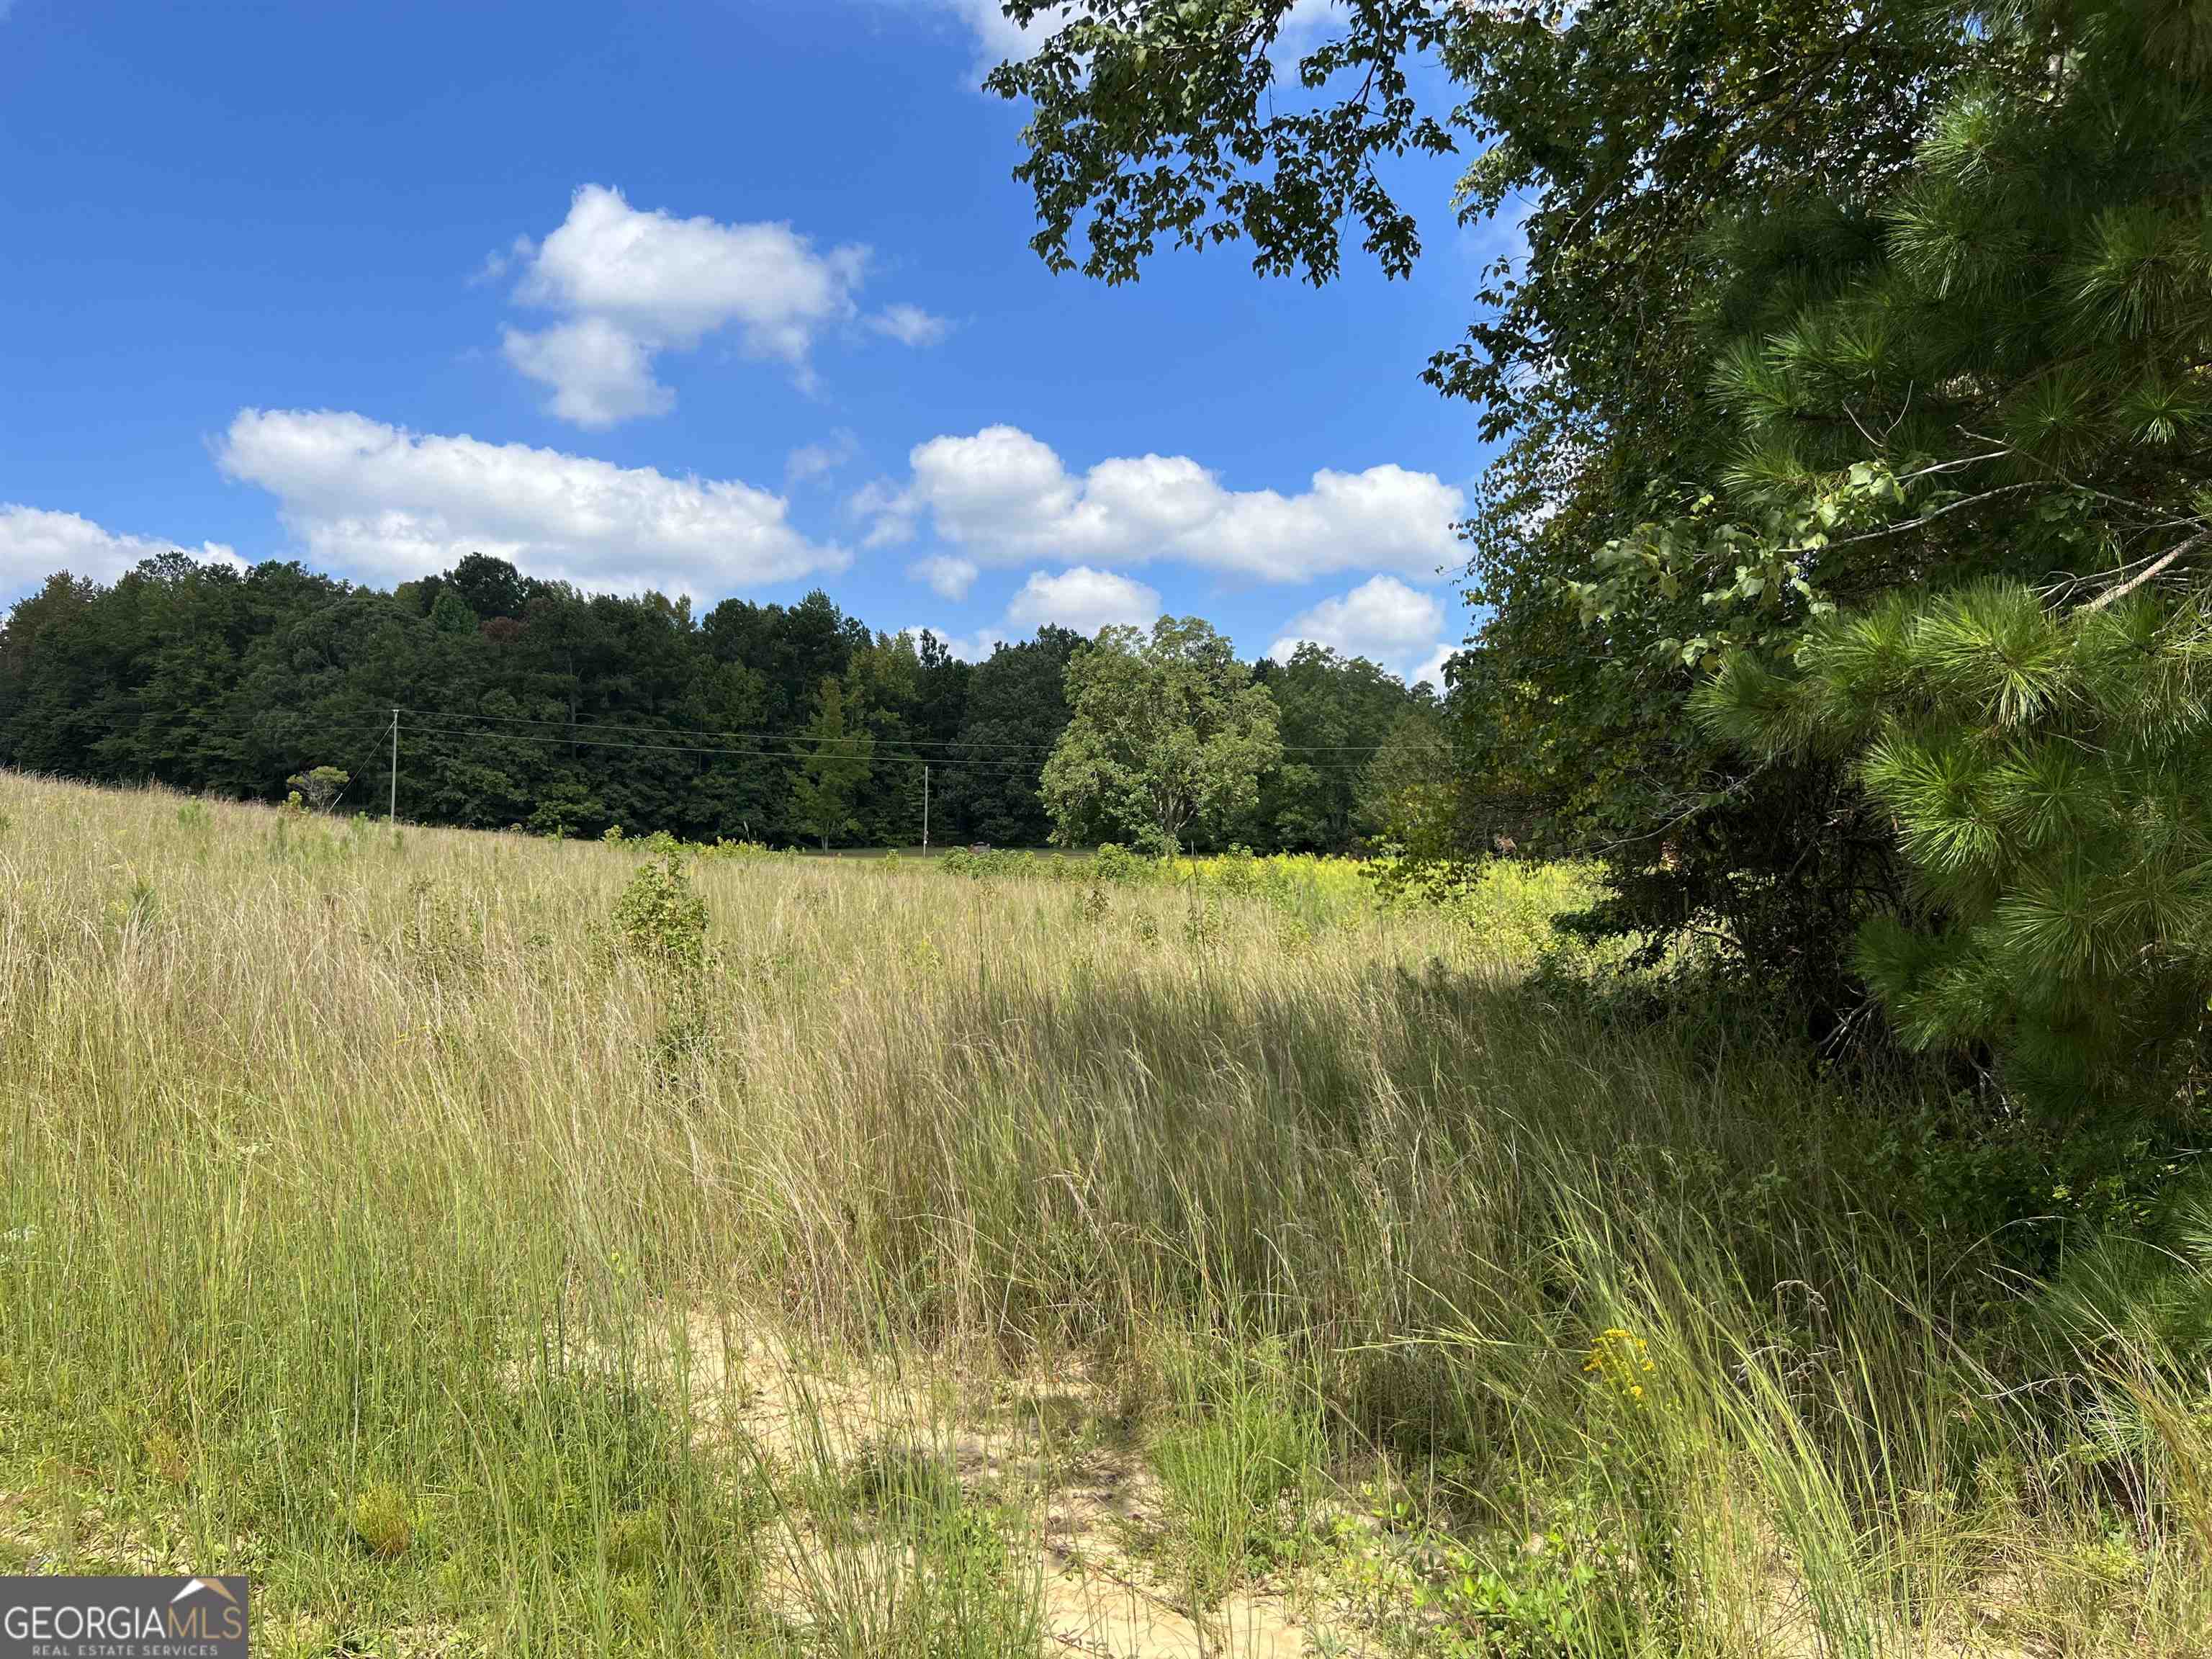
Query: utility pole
[[388, 708, 398, 827], [922, 763, 930, 853]]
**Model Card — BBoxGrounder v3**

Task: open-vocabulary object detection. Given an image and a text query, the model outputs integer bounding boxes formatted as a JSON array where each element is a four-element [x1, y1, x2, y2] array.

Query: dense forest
[[0, 550, 1442, 852]]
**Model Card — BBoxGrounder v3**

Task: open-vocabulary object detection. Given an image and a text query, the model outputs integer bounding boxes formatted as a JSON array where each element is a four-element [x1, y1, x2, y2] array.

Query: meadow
[[0, 772, 2206, 1657]]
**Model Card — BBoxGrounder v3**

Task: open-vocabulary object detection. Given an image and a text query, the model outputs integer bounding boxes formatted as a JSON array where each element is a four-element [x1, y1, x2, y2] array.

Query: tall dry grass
[[0, 773, 2205, 1655]]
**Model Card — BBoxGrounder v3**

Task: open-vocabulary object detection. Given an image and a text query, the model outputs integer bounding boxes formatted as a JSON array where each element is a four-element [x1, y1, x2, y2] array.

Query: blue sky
[[0, 0, 1504, 685]]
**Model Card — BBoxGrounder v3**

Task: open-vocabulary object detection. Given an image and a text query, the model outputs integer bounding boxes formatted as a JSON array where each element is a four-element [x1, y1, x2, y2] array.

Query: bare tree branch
[[2078, 528, 2212, 613]]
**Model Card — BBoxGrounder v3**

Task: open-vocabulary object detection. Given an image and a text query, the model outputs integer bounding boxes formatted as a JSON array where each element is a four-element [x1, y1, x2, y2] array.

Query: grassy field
[[0, 774, 2206, 1657]]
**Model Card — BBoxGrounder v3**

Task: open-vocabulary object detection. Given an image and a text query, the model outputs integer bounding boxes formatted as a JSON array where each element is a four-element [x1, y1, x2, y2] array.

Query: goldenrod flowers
[[1584, 1326, 1657, 1406]]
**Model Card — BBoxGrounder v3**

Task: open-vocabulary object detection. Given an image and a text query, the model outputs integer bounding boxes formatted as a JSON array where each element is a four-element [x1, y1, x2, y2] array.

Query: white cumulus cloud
[[910, 553, 981, 600], [216, 408, 847, 596], [1409, 642, 1458, 693], [862, 425, 1462, 583], [1269, 575, 1444, 668], [0, 504, 242, 597], [496, 186, 933, 426], [502, 315, 675, 428], [1004, 565, 1161, 636]]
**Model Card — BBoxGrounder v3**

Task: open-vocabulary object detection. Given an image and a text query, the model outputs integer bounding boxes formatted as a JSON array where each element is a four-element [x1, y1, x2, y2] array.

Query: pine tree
[[1701, 582, 2212, 1114], [788, 678, 873, 852], [1658, 0, 2212, 1107]]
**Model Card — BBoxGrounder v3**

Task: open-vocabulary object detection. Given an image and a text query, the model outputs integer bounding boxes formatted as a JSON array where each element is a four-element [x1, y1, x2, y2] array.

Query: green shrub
[[611, 850, 709, 977], [1091, 842, 1151, 884], [942, 846, 1033, 881], [703, 837, 782, 862]]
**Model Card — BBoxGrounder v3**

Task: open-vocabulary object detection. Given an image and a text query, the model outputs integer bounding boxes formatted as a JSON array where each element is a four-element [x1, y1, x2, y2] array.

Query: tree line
[[0, 550, 1444, 853]]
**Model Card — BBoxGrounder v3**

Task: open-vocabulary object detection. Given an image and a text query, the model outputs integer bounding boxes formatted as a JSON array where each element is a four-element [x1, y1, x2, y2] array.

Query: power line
[[397, 719, 1040, 772], [395, 706, 1414, 757], [394, 716, 1392, 777], [403, 716, 1022, 765]]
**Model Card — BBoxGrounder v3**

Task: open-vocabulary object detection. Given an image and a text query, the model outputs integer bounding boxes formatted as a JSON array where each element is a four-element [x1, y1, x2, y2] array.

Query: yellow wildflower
[[1583, 1326, 1658, 1407]]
